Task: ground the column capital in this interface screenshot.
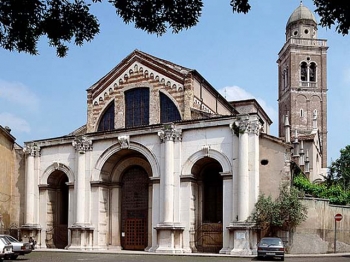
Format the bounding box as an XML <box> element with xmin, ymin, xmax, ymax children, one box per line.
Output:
<box><xmin>23</xmin><ymin>143</ymin><xmax>41</xmax><ymax>157</ymax></box>
<box><xmin>72</xmin><ymin>136</ymin><xmax>93</xmax><ymax>153</ymax></box>
<box><xmin>158</xmin><ymin>124</ymin><xmax>182</xmax><ymax>143</ymax></box>
<box><xmin>230</xmin><ymin>115</ymin><xmax>261</xmax><ymax>136</ymax></box>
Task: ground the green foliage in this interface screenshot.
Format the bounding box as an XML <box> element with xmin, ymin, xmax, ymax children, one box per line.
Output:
<box><xmin>250</xmin><ymin>184</ymin><xmax>307</xmax><ymax>236</ymax></box>
<box><xmin>313</xmin><ymin>0</ymin><xmax>350</xmax><ymax>35</ymax></box>
<box><xmin>0</xmin><ymin>1</ymin><xmax>349</xmax><ymax>57</ymax></box>
<box><xmin>328</xmin><ymin>145</ymin><xmax>350</xmax><ymax>190</ymax></box>
<box><xmin>293</xmin><ymin>175</ymin><xmax>350</xmax><ymax>205</ymax></box>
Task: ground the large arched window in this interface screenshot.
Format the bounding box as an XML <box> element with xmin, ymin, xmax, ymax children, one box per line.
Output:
<box><xmin>160</xmin><ymin>92</ymin><xmax>181</xmax><ymax>123</ymax></box>
<box><xmin>125</xmin><ymin>88</ymin><xmax>149</xmax><ymax>128</ymax></box>
<box><xmin>98</xmin><ymin>102</ymin><xmax>115</xmax><ymax>132</ymax></box>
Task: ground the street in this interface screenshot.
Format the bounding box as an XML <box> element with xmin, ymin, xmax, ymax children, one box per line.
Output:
<box><xmin>8</xmin><ymin>251</ymin><xmax>350</xmax><ymax>262</ymax></box>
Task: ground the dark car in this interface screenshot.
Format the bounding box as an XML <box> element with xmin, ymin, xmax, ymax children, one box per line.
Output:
<box><xmin>257</xmin><ymin>237</ymin><xmax>285</xmax><ymax>261</ymax></box>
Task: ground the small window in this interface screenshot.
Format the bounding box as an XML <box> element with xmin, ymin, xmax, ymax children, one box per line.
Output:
<box><xmin>261</xmin><ymin>159</ymin><xmax>269</xmax><ymax>165</ymax></box>
<box><xmin>300</xmin><ymin>109</ymin><xmax>304</xmax><ymax>117</ymax></box>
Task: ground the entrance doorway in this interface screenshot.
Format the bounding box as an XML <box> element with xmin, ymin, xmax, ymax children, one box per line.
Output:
<box><xmin>194</xmin><ymin>159</ymin><xmax>223</xmax><ymax>253</ymax></box>
<box><xmin>47</xmin><ymin>171</ymin><xmax>69</xmax><ymax>249</ymax></box>
<box><xmin>121</xmin><ymin>166</ymin><xmax>149</xmax><ymax>250</ymax></box>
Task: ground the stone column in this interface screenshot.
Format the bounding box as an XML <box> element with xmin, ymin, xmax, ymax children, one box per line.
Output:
<box><xmin>228</xmin><ymin>115</ymin><xmax>261</xmax><ymax>255</ymax></box>
<box><xmin>24</xmin><ymin>144</ymin><xmax>40</xmax><ymax>225</ymax></box>
<box><xmin>72</xmin><ymin>136</ymin><xmax>93</xmax><ymax>226</ymax></box>
<box><xmin>235</xmin><ymin>116</ymin><xmax>250</xmax><ymax>221</ymax></box>
<box><xmin>158</xmin><ymin>124</ymin><xmax>181</xmax><ymax>224</ymax></box>
<box><xmin>69</xmin><ymin>136</ymin><xmax>94</xmax><ymax>250</ymax></box>
<box><xmin>156</xmin><ymin>124</ymin><xmax>184</xmax><ymax>253</ymax></box>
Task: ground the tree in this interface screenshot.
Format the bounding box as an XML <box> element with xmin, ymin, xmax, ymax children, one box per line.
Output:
<box><xmin>249</xmin><ymin>185</ymin><xmax>307</xmax><ymax>237</ymax></box>
<box><xmin>327</xmin><ymin>145</ymin><xmax>350</xmax><ymax>190</ymax></box>
<box><xmin>0</xmin><ymin>0</ymin><xmax>349</xmax><ymax>57</ymax></box>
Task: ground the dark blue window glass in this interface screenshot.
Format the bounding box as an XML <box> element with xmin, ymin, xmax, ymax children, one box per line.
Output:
<box><xmin>160</xmin><ymin>92</ymin><xmax>181</xmax><ymax>123</ymax></box>
<box><xmin>125</xmin><ymin>88</ymin><xmax>149</xmax><ymax>128</ymax></box>
<box><xmin>98</xmin><ymin>102</ymin><xmax>115</xmax><ymax>132</ymax></box>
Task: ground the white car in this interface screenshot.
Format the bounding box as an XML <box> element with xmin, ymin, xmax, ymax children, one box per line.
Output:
<box><xmin>0</xmin><ymin>236</ymin><xmax>13</xmax><ymax>261</ymax></box>
<box><xmin>0</xmin><ymin>235</ymin><xmax>31</xmax><ymax>260</ymax></box>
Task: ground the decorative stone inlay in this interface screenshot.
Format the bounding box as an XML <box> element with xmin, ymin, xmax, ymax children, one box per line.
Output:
<box><xmin>72</xmin><ymin>136</ymin><xmax>93</xmax><ymax>153</ymax></box>
<box><xmin>230</xmin><ymin>115</ymin><xmax>261</xmax><ymax>136</ymax></box>
<box><xmin>118</xmin><ymin>135</ymin><xmax>130</xmax><ymax>149</ymax></box>
<box><xmin>23</xmin><ymin>143</ymin><xmax>41</xmax><ymax>157</ymax></box>
<box><xmin>158</xmin><ymin>124</ymin><xmax>182</xmax><ymax>142</ymax></box>
<box><xmin>92</xmin><ymin>62</ymin><xmax>184</xmax><ymax>106</ymax></box>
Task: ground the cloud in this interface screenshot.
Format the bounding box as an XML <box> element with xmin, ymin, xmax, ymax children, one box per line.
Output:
<box><xmin>0</xmin><ymin>80</ymin><xmax>39</xmax><ymax>111</ymax></box>
<box><xmin>218</xmin><ymin>85</ymin><xmax>254</xmax><ymax>101</ymax></box>
<box><xmin>218</xmin><ymin>85</ymin><xmax>278</xmax><ymax>128</ymax></box>
<box><xmin>0</xmin><ymin>112</ymin><xmax>31</xmax><ymax>133</ymax></box>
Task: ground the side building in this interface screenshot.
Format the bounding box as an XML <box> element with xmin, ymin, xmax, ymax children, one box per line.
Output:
<box><xmin>0</xmin><ymin>125</ymin><xmax>25</xmax><ymax>237</ymax></box>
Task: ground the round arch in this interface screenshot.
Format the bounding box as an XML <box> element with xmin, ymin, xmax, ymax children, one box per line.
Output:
<box><xmin>92</xmin><ymin>141</ymin><xmax>160</xmax><ymax>181</ymax></box>
<box><xmin>110</xmin><ymin>157</ymin><xmax>152</xmax><ymax>182</ymax></box>
<box><xmin>41</xmin><ymin>163</ymin><xmax>74</xmax><ymax>185</ymax></box>
<box><xmin>182</xmin><ymin>148</ymin><xmax>231</xmax><ymax>176</ymax></box>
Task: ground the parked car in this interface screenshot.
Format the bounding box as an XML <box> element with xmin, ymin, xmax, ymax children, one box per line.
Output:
<box><xmin>0</xmin><ymin>236</ymin><xmax>13</xmax><ymax>261</ymax></box>
<box><xmin>0</xmin><ymin>235</ymin><xmax>31</xmax><ymax>260</ymax></box>
<box><xmin>257</xmin><ymin>237</ymin><xmax>285</xmax><ymax>261</ymax></box>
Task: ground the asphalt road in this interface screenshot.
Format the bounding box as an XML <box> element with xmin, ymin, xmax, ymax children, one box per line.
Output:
<box><xmin>8</xmin><ymin>251</ymin><xmax>350</xmax><ymax>262</ymax></box>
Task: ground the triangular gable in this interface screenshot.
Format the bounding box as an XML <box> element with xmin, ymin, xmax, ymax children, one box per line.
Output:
<box><xmin>88</xmin><ymin>49</ymin><xmax>193</xmax><ymax>105</ymax></box>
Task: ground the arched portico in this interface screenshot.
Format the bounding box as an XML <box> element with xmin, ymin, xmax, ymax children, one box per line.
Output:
<box><xmin>39</xmin><ymin>164</ymin><xmax>72</xmax><ymax>249</ymax></box>
<box><xmin>181</xmin><ymin>149</ymin><xmax>232</xmax><ymax>253</ymax></box>
<box><xmin>90</xmin><ymin>142</ymin><xmax>155</xmax><ymax>251</ymax></box>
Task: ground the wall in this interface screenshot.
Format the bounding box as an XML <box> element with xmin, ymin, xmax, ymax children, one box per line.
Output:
<box><xmin>0</xmin><ymin>128</ymin><xmax>24</xmax><ymax>235</ymax></box>
<box><xmin>290</xmin><ymin>198</ymin><xmax>350</xmax><ymax>254</ymax></box>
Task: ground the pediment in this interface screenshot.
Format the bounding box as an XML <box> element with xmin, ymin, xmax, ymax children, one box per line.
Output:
<box><xmin>88</xmin><ymin>50</ymin><xmax>192</xmax><ymax>105</ymax></box>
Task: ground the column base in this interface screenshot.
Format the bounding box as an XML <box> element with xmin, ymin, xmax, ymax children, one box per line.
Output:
<box><xmin>154</xmin><ymin>223</ymin><xmax>185</xmax><ymax>253</ymax></box>
<box><xmin>67</xmin><ymin>225</ymin><xmax>94</xmax><ymax>250</ymax></box>
<box><xmin>226</xmin><ymin>222</ymin><xmax>259</xmax><ymax>255</ymax></box>
<box><xmin>20</xmin><ymin>224</ymin><xmax>41</xmax><ymax>249</ymax></box>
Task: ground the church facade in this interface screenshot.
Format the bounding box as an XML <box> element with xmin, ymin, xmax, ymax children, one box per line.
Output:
<box><xmin>20</xmin><ymin>3</ymin><xmax>326</xmax><ymax>254</ymax></box>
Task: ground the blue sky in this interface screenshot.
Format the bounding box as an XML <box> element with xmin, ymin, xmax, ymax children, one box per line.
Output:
<box><xmin>0</xmin><ymin>0</ymin><xmax>349</xmax><ymax>166</ymax></box>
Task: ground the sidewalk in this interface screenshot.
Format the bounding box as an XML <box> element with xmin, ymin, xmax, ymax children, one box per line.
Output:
<box><xmin>33</xmin><ymin>248</ymin><xmax>350</xmax><ymax>258</ymax></box>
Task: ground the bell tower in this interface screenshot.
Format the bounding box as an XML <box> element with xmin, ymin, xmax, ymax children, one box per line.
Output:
<box><xmin>277</xmin><ymin>2</ymin><xmax>328</xmax><ymax>168</ymax></box>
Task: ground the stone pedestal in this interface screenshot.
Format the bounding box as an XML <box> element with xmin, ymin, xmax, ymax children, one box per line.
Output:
<box><xmin>155</xmin><ymin>223</ymin><xmax>185</xmax><ymax>253</ymax></box>
<box><xmin>20</xmin><ymin>224</ymin><xmax>41</xmax><ymax>248</ymax></box>
<box><xmin>227</xmin><ymin>222</ymin><xmax>259</xmax><ymax>255</ymax></box>
<box><xmin>67</xmin><ymin>225</ymin><xmax>94</xmax><ymax>250</ymax></box>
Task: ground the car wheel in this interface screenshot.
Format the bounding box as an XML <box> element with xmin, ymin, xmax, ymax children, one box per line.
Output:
<box><xmin>281</xmin><ymin>256</ymin><xmax>284</xmax><ymax>261</ymax></box>
<box><xmin>10</xmin><ymin>255</ymin><xmax>18</xmax><ymax>260</ymax></box>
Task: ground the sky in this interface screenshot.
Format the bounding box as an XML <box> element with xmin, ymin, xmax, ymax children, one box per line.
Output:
<box><xmin>0</xmin><ymin>0</ymin><xmax>349</xmax><ymax>166</ymax></box>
